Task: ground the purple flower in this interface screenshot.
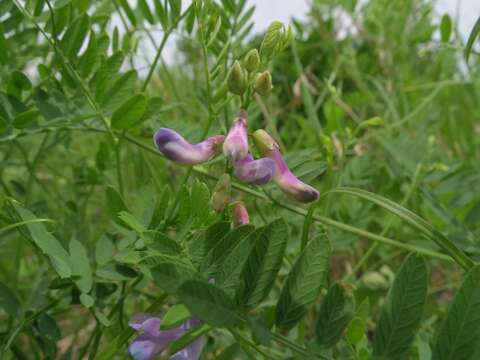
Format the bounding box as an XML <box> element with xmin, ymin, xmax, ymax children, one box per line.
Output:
<box><xmin>232</xmin><ymin>153</ymin><xmax>275</xmax><ymax>185</ymax></box>
<box><xmin>233</xmin><ymin>202</ymin><xmax>249</xmax><ymax>227</ymax></box>
<box><xmin>253</xmin><ymin>130</ymin><xmax>320</xmax><ymax>203</ymax></box>
<box><xmin>129</xmin><ymin>313</ymin><xmax>204</xmax><ymax>360</ymax></box>
<box><xmin>223</xmin><ymin>110</ymin><xmax>249</xmax><ymax>162</ymax></box>
<box><xmin>154</xmin><ymin>128</ymin><xmax>225</xmax><ymax>165</ymax></box>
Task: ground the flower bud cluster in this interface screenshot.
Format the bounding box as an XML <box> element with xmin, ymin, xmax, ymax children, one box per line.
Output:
<box><xmin>226</xmin><ymin>49</ymin><xmax>273</xmax><ymax>97</ymax></box>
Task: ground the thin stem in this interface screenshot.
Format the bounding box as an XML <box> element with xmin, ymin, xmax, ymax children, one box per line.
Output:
<box><xmin>198</xmin><ymin>11</ymin><xmax>215</xmax><ymax>139</ymax></box>
<box><xmin>141</xmin><ymin>4</ymin><xmax>193</xmax><ymax>91</ymax></box>
<box><xmin>230</xmin><ymin>329</ymin><xmax>277</xmax><ymax>360</ymax></box>
<box><xmin>115</xmin><ymin>141</ymin><xmax>125</xmax><ymax>196</ymax></box>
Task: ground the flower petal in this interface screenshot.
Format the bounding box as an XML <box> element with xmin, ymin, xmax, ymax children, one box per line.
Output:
<box><xmin>233</xmin><ymin>202</ymin><xmax>249</xmax><ymax>227</ymax></box>
<box><xmin>223</xmin><ymin>110</ymin><xmax>249</xmax><ymax>161</ymax></box>
<box><xmin>253</xmin><ymin>130</ymin><xmax>319</xmax><ymax>203</ymax></box>
<box><xmin>169</xmin><ymin>337</ymin><xmax>205</xmax><ymax>360</ymax></box>
<box><xmin>130</xmin><ymin>314</ymin><xmax>161</xmax><ymax>336</ymax></box>
<box><xmin>129</xmin><ymin>333</ymin><xmax>164</xmax><ymax>360</ymax></box>
<box><xmin>154</xmin><ymin>128</ymin><xmax>225</xmax><ymax>165</ymax></box>
<box><xmin>233</xmin><ymin>154</ymin><xmax>275</xmax><ymax>185</ymax></box>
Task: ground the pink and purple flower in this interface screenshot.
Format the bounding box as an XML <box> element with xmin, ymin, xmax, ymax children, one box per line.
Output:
<box><xmin>232</xmin><ymin>153</ymin><xmax>275</xmax><ymax>185</ymax></box>
<box><xmin>233</xmin><ymin>202</ymin><xmax>249</xmax><ymax>227</ymax></box>
<box><xmin>253</xmin><ymin>129</ymin><xmax>319</xmax><ymax>203</ymax></box>
<box><xmin>128</xmin><ymin>313</ymin><xmax>204</xmax><ymax>360</ymax></box>
<box><xmin>222</xmin><ymin>110</ymin><xmax>249</xmax><ymax>162</ymax></box>
<box><xmin>154</xmin><ymin>128</ymin><xmax>225</xmax><ymax>165</ymax></box>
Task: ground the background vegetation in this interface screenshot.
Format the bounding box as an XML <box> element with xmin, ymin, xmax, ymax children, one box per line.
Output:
<box><xmin>1</xmin><ymin>0</ymin><xmax>480</xmax><ymax>359</ymax></box>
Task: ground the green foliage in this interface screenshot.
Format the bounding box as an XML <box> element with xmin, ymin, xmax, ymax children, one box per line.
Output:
<box><xmin>9</xmin><ymin>201</ymin><xmax>72</xmax><ymax>278</ymax></box>
<box><xmin>238</xmin><ymin>219</ymin><xmax>288</xmax><ymax>308</ymax></box>
<box><xmin>276</xmin><ymin>235</ymin><xmax>331</xmax><ymax>328</ymax></box>
<box><xmin>178</xmin><ymin>280</ymin><xmax>242</xmax><ymax>327</ymax></box>
<box><xmin>465</xmin><ymin>16</ymin><xmax>480</xmax><ymax>62</ymax></box>
<box><xmin>373</xmin><ymin>254</ymin><xmax>428</xmax><ymax>358</ymax></box>
<box><xmin>432</xmin><ymin>265</ymin><xmax>480</xmax><ymax>360</ymax></box>
<box><xmin>315</xmin><ymin>283</ymin><xmax>356</xmax><ymax>348</ymax></box>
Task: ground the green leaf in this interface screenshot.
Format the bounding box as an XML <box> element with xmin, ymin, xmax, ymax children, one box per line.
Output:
<box><xmin>276</xmin><ymin>235</ymin><xmax>331</xmax><ymax>328</ymax></box>
<box><xmin>191</xmin><ymin>180</ymin><xmax>210</xmax><ymax>224</ymax></box>
<box><xmin>177</xmin><ymin>185</ymin><xmax>191</xmax><ymax>225</ymax></box>
<box><xmin>259</xmin><ymin>21</ymin><xmax>293</xmax><ymax>62</ymax></box>
<box><xmin>13</xmin><ymin>109</ymin><xmax>39</xmax><ymax>129</ymax></box>
<box><xmin>37</xmin><ymin>313</ymin><xmax>61</xmax><ymax>341</ymax></box>
<box><xmin>215</xmin><ymin>227</ymin><xmax>258</xmax><ymax>296</ymax></box>
<box><xmin>102</xmin><ymin>70</ymin><xmax>138</xmax><ymax>114</ymax></box>
<box><xmin>69</xmin><ymin>239</ymin><xmax>93</xmax><ymax>293</ymax></box>
<box><xmin>151</xmin><ymin>185</ymin><xmax>171</xmax><ymax>225</ymax></box>
<box><xmin>238</xmin><ymin>219</ymin><xmax>288</xmax><ymax>308</ymax></box>
<box><xmin>347</xmin><ymin>317</ymin><xmax>365</xmax><ymax>345</ymax></box>
<box><xmin>160</xmin><ymin>304</ymin><xmax>192</xmax><ymax>330</ymax></box>
<box><xmin>147</xmin><ymin>232</ymin><xmax>182</xmax><ymax>255</ymax></box>
<box><xmin>95</xmin><ymin>235</ymin><xmax>115</xmax><ymax>266</ymax></box>
<box><xmin>132</xmin><ymin>183</ymin><xmax>156</xmax><ymax>228</ymax></box>
<box><xmin>465</xmin><ymin>16</ymin><xmax>480</xmax><ymax>62</ymax></box>
<box><xmin>118</xmin><ymin>211</ymin><xmax>146</xmax><ymax>234</ymax></box>
<box><xmin>373</xmin><ymin>254</ymin><xmax>428</xmax><ymax>359</ymax></box>
<box><xmin>315</xmin><ymin>283</ymin><xmax>355</xmax><ymax>348</ymax></box>
<box><xmin>440</xmin><ymin>14</ymin><xmax>452</xmax><ymax>43</ymax></box>
<box><xmin>80</xmin><ymin>293</ymin><xmax>94</xmax><ymax>308</ymax></box>
<box><xmin>151</xmin><ymin>262</ymin><xmax>197</xmax><ymax>294</ymax></box>
<box><xmin>97</xmin><ymin>264</ymin><xmax>137</xmax><ymax>281</ymax></box>
<box><xmin>78</xmin><ymin>31</ymin><xmax>98</xmax><ymax>78</ymax></box>
<box><xmin>9</xmin><ymin>71</ymin><xmax>32</xmax><ymax>91</ymax></box>
<box><xmin>177</xmin><ymin>280</ymin><xmax>242</xmax><ymax>327</ymax></box>
<box><xmin>118</xmin><ymin>0</ymin><xmax>137</xmax><ymax>26</ymax></box>
<box><xmin>106</xmin><ymin>186</ymin><xmax>128</xmax><ymax>220</ymax></box>
<box><xmin>328</xmin><ymin>187</ymin><xmax>474</xmax><ymax>270</ymax></box>
<box><xmin>11</xmin><ymin>201</ymin><xmax>72</xmax><ymax>278</ymax></box>
<box><xmin>202</xmin><ymin>225</ymin><xmax>255</xmax><ymax>274</ymax></box>
<box><xmin>138</xmin><ymin>0</ymin><xmax>155</xmax><ymax>24</ymax></box>
<box><xmin>207</xmin><ymin>17</ymin><xmax>222</xmax><ymax>47</ymax></box>
<box><xmin>153</xmin><ymin>0</ymin><xmax>168</xmax><ymax>29</ymax></box>
<box><xmin>60</xmin><ymin>14</ymin><xmax>90</xmax><ymax>59</ymax></box>
<box><xmin>111</xmin><ymin>94</ymin><xmax>147</xmax><ymax>129</ymax></box>
<box><xmin>0</xmin><ymin>282</ymin><xmax>21</xmax><ymax>317</ymax></box>
<box><xmin>168</xmin><ymin>0</ymin><xmax>181</xmax><ymax>21</ymax></box>
<box><xmin>432</xmin><ymin>264</ymin><xmax>480</xmax><ymax>360</ymax></box>
<box><xmin>189</xmin><ymin>221</ymin><xmax>231</xmax><ymax>264</ymax></box>
<box><xmin>0</xmin><ymin>24</ymin><xmax>8</xmax><ymax>64</ymax></box>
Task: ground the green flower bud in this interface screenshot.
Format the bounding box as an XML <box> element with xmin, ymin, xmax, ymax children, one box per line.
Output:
<box><xmin>252</xmin><ymin>129</ymin><xmax>278</xmax><ymax>156</ymax></box>
<box><xmin>254</xmin><ymin>71</ymin><xmax>273</xmax><ymax>95</ymax></box>
<box><xmin>244</xmin><ymin>49</ymin><xmax>260</xmax><ymax>72</ymax></box>
<box><xmin>227</xmin><ymin>60</ymin><xmax>247</xmax><ymax>95</ymax></box>
<box><xmin>212</xmin><ymin>174</ymin><xmax>231</xmax><ymax>212</ymax></box>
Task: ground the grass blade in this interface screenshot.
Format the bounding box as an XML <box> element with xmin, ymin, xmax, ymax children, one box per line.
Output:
<box><xmin>327</xmin><ymin>187</ymin><xmax>474</xmax><ymax>270</ymax></box>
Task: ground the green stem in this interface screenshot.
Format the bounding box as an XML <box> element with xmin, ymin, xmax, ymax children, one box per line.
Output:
<box><xmin>0</xmin><ymin>219</ymin><xmax>55</xmax><ymax>235</ymax></box>
<box><xmin>141</xmin><ymin>4</ymin><xmax>193</xmax><ymax>91</ymax></box>
<box><xmin>230</xmin><ymin>329</ymin><xmax>277</xmax><ymax>360</ymax></box>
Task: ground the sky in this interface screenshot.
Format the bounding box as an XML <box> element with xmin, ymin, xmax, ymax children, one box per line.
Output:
<box><xmin>156</xmin><ymin>0</ymin><xmax>480</xmax><ymax>64</ymax></box>
<box><xmin>250</xmin><ymin>0</ymin><xmax>479</xmax><ymax>39</ymax></box>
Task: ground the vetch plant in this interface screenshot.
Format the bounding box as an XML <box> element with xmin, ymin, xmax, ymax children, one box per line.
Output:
<box><xmin>1</xmin><ymin>0</ymin><xmax>479</xmax><ymax>360</ymax></box>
